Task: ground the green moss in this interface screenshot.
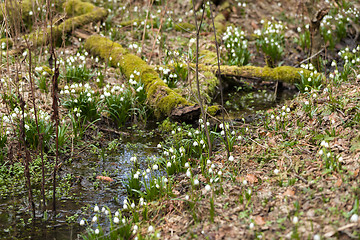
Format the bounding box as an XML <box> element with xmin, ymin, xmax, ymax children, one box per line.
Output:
<box><xmin>219</xmin><ymin>1</ymin><xmax>230</xmax><ymax>12</ymax></box>
<box><xmin>252</xmin><ymin>66</ymin><xmax>316</xmax><ymax>84</ymax></box>
<box><xmin>84</xmin><ymin>35</ymin><xmax>194</xmax><ymax>119</ymax></box>
<box><xmin>174</xmin><ymin>22</ymin><xmax>196</xmax><ymax>32</ymax></box>
<box><xmin>158</xmin><ymin>118</ymin><xmax>173</xmax><ymax>133</ymax></box>
<box><xmin>119</xmin><ymin>19</ymin><xmax>140</xmax><ymax>27</ymax></box>
<box><xmin>1</xmin><ymin>0</ymin><xmax>65</xmax><ymax>30</ymax></box>
<box><xmin>207</xmin><ymin>105</ymin><xmax>219</xmax><ymax>116</ymax></box>
<box><xmin>63</xmin><ymin>0</ymin><xmax>95</xmax><ymax>16</ymax></box>
<box><xmin>158</xmin><ymin>91</ymin><xmax>189</xmax><ymax>116</ymax></box>
<box><xmin>214</xmin><ymin>13</ymin><xmax>226</xmax><ymax>35</ymax></box>
<box><xmin>202</xmin><ymin>71</ymin><xmax>218</xmax><ymax>95</ymax></box>
<box><xmin>200</xmin><ymin>64</ymin><xmax>320</xmax><ymax>84</ymax></box>
<box><xmin>199</xmin><ymin>49</ymin><xmax>217</xmax><ymax>65</ymax></box>
<box><xmin>41</xmin><ymin>66</ymin><xmax>53</xmax><ymax>75</ymax></box>
<box><xmin>27</xmin><ymin>7</ymin><xmax>107</xmax><ymax>48</ymax></box>
<box><xmin>214</xmin><ymin>13</ymin><xmax>225</xmax><ymax>22</ymax></box>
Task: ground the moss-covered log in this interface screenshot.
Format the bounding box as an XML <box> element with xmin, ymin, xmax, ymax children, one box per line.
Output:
<box><xmin>6</xmin><ymin>0</ymin><xmax>107</xmax><ymax>55</ymax></box>
<box><xmin>174</xmin><ymin>22</ymin><xmax>196</xmax><ymax>32</ymax></box>
<box><xmin>63</xmin><ymin>0</ymin><xmax>96</xmax><ymax>16</ymax></box>
<box><xmin>193</xmin><ymin>64</ymin><xmax>316</xmax><ymax>84</ymax></box>
<box><xmin>1</xmin><ymin>0</ymin><xmax>65</xmax><ymax>31</ymax></box>
<box><xmin>28</xmin><ymin>5</ymin><xmax>107</xmax><ymax>48</ymax></box>
<box><xmin>8</xmin><ymin>4</ymin><xmax>107</xmax><ymax>55</ymax></box>
<box><xmin>84</xmin><ymin>35</ymin><xmax>200</xmax><ymax>121</ymax></box>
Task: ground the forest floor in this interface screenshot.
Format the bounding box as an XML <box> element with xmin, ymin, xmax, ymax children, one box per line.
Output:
<box><xmin>1</xmin><ymin>0</ymin><xmax>360</xmax><ymax>239</ymax></box>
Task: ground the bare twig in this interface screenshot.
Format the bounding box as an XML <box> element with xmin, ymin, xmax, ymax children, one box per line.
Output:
<box><xmin>140</xmin><ymin>0</ymin><xmax>154</xmax><ymax>56</ymax></box>
<box><xmin>19</xmin><ymin>94</ymin><xmax>36</xmax><ymax>218</ymax></box>
<box><xmin>47</xmin><ymin>0</ymin><xmax>60</xmax><ymax>213</ymax></box>
<box><xmin>295</xmin><ymin>48</ymin><xmax>324</xmax><ymax>67</ymax></box>
<box><xmin>148</xmin><ymin>1</ymin><xmax>168</xmax><ymax>64</ymax></box>
<box><xmin>293</xmin><ymin>173</ymin><xmax>308</xmax><ymax>184</ymax></box>
<box><xmin>209</xmin><ymin>1</ymin><xmax>229</xmax><ymax>157</ymax></box>
<box><xmin>192</xmin><ymin>0</ymin><xmax>212</xmax><ymax>158</ymax></box>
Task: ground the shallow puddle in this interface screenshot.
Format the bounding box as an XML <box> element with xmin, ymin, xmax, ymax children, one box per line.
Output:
<box><xmin>221</xmin><ymin>85</ymin><xmax>298</xmax><ymax>120</ymax></box>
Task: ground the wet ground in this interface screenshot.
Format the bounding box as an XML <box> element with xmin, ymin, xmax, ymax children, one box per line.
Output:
<box><xmin>0</xmin><ymin>130</ymin><xmax>162</xmax><ymax>240</ymax></box>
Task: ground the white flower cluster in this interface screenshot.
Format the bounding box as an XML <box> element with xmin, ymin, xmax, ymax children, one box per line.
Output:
<box><xmin>59</xmin><ymin>52</ymin><xmax>88</xmax><ymax>68</ymax></box>
<box><xmin>270</xmin><ymin>105</ymin><xmax>291</xmax><ymax>121</ymax></box>
<box><xmin>1</xmin><ymin>41</ymin><xmax>6</xmax><ymax>50</ymax></box>
<box><xmin>223</xmin><ymin>26</ymin><xmax>246</xmax><ymax>43</ymax></box>
<box><xmin>100</xmin><ymin>84</ymin><xmax>125</xmax><ymax>99</ymax></box>
<box><xmin>300</xmin><ymin>63</ymin><xmax>316</xmax><ymax>72</ymax></box>
<box><xmin>255</xmin><ymin>19</ymin><xmax>285</xmax><ymax>37</ymax></box>
<box><xmin>129</xmin><ymin>43</ymin><xmax>141</xmax><ymax>53</ymax></box>
<box><xmin>223</xmin><ymin>26</ymin><xmax>248</xmax><ymax>51</ymax></box>
<box><xmin>60</xmin><ymin>82</ymin><xmax>94</xmax><ymax>96</ymax></box>
<box><xmin>154</xmin><ymin>66</ymin><xmax>178</xmax><ymax>84</ymax></box>
<box><xmin>338</xmin><ymin>46</ymin><xmax>360</xmax><ymax>65</ymax></box>
<box><xmin>0</xmin><ymin>78</ymin><xmax>8</xmax><ymax>88</ymax></box>
<box><xmin>129</xmin><ymin>70</ymin><xmax>141</xmax><ymax>85</ymax></box>
<box><xmin>237</xmin><ymin>1</ymin><xmax>246</xmax><ymax>7</ymax></box>
<box><xmin>222</xmin><ymin>25</ymin><xmax>250</xmax><ymax>65</ymax></box>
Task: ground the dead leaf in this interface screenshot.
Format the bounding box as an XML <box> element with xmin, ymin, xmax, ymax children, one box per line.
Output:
<box><xmin>283</xmin><ymin>189</ymin><xmax>295</xmax><ymax>197</ymax></box>
<box><xmin>354</xmin><ymin>169</ymin><xmax>359</xmax><ymax>178</ymax></box>
<box><xmin>251</xmin><ymin>21</ymin><xmax>259</xmax><ymax>29</ymax></box>
<box><xmin>246</xmin><ymin>174</ymin><xmax>258</xmax><ymax>184</ymax></box>
<box><xmin>96</xmin><ymin>176</ymin><xmax>114</xmax><ymax>182</ymax></box>
<box><xmin>254</xmin><ymin>215</ymin><xmax>266</xmax><ymax>225</ymax></box>
<box><xmin>335</xmin><ymin>178</ymin><xmax>342</xmax><ymax>187</ymax></box>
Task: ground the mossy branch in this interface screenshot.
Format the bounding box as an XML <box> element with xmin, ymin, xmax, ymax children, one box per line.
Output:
<box><xmin>84</xmin><ymin>35</ymin><xmax>200</xmax><ymax>120</ymax></box>
<box><xmin>192</xmin><ymin>64</ymin><xmax>318</xmax><ymax>84</ymax></box>
<box><xmin>6</xmin><ymin>0</ymin><xmax>107</xmax><ymax>55</ymax></box>
<box><xmin>28</xmin><ymin>7</ymin><xmax>107</xmax><ymax>48</ymax></box>
<box><xmin>1</xmin><ymin>0</ymin><xmax>65</xmax><ymax>30</ymax></box>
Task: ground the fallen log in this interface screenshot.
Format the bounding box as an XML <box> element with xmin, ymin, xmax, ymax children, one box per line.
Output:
<box><xmin>192</xmin><ymin>64</ymin><xmax>316</xmax><ymax>84</ymax></box>
<box><xmin>84</xmin><ymin>35</ymin><xmax>200</xmax><ymax>121</ymax></box>
<box><xmin>1</xmin><ymin>0</ymin><xmax>66</xmax><ymax>34</ymax></box>
<box><xmin>63</xmin><ymin>0</ymin><xmax>96</xmax><ymax>16</ymax></box>
<box><xmin>8</xmin><ymin>0</ymin><xmax>107</xmax><ymax>54</ymax></box>
<box><xmin>27</xmin><ymin>6</ymin><xmax>107</xmax><ymax>48</ymax></box>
